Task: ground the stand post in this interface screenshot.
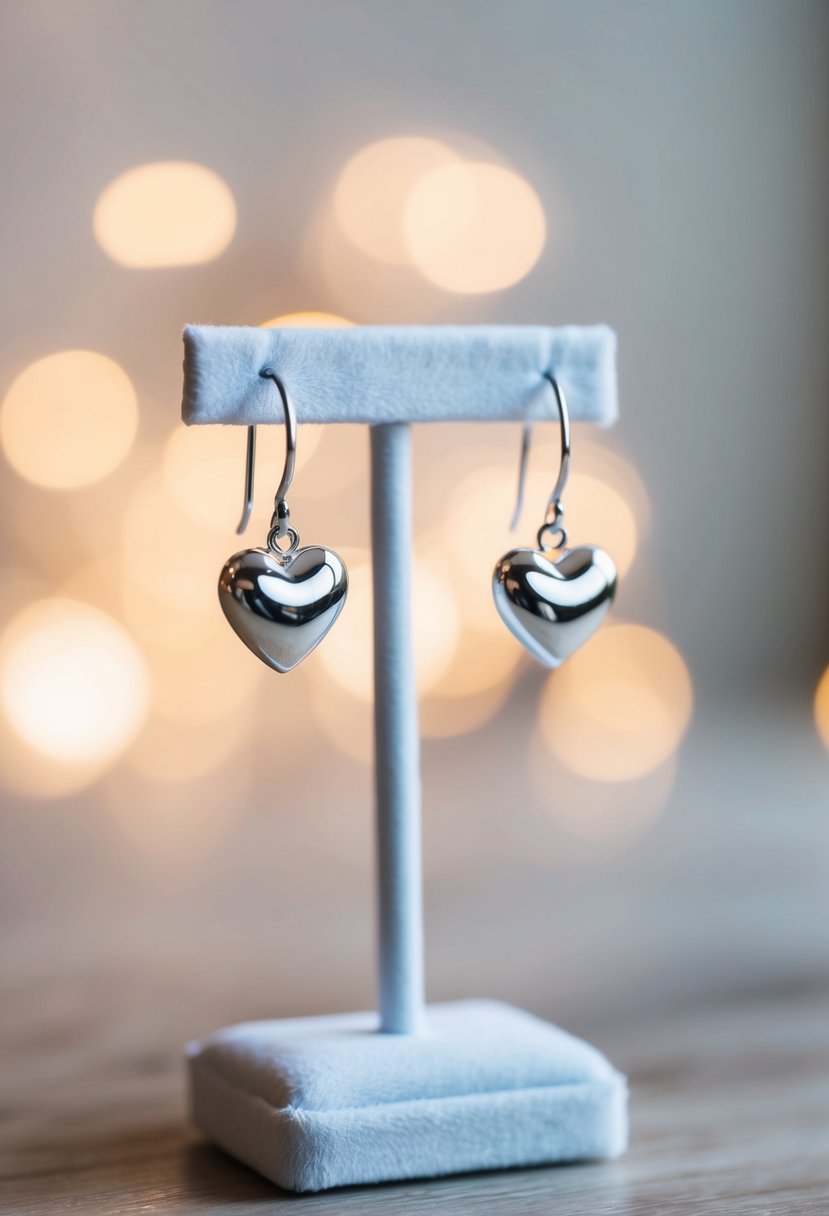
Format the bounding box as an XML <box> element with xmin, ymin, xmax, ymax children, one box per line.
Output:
<box><xmin>370</xmin><ymin>422</ymin><xmax>425</xmax><ymax>1034</ymax></box>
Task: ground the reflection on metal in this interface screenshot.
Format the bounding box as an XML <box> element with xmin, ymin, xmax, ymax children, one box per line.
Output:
<box><xmin>493</xmin><ymin>545</ymin><xmax>617</xmax><ymax>669</ymax></box>
<box><xmin>219</xmin><ymin>545</ymin><xmax>348</xmax><ymax>673</ymax></box>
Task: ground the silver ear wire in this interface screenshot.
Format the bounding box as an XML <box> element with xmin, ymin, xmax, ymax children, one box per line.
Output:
<box><xmin>236</xmin><ymin>425</ymin><xmax>257</xmax><ymax>534</ymax></box>
<box><xmin>236</xmin><ymin>367</ymin><xmax>298</xmax><ymax>550</ymax></box>
<box><xmin>508</xmin><ymin>422</ymin><xmax>533</xmax><ymax>531</ymax></box>
<box><xmin>510</xmin><ymin>372</ymin><xmax>571</xmax><ymax>549</ymax></box>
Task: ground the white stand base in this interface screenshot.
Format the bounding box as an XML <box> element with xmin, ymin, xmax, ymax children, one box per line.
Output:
<box><xmin>187</xmin><ymin>1000</ymin><xmax>627</xmax><ymax>1193</ymax></box>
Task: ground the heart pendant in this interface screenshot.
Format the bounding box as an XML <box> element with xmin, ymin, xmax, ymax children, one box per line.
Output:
<box><xmin>218</xmin><ymin>544</ymin><xmax>348</xmax><ymax>673</ymax></box>
<box><xmin>492</xmin><ymin>545</ymin><xmax>617</xmax><ymax>668</ymax></box>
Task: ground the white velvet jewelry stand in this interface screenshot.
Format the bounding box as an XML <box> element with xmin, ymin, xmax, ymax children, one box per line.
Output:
<box><xmin>181</xmin><ymin>325</ymin><xmax>628</xmax><ymax>1192</ymax></box>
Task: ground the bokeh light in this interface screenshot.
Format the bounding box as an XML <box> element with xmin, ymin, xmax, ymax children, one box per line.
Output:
<box><xmin>0</xmin><ymin>598</ymin><xmax>149</xmax><ymax>764</ymax></box>
<box><xmin>403</xmin><ymin>162</ymin><xmax>546</xmax><ymax>293</ymax></box>
<box><xmin>563</xmin><ymin>474</ymin><xmax>637</xmax><ymax>575</ymax></box>
<box><xmin>1</xmin><ymin>350</ymin><xmax>138</xmax><ymax>489</ymax></box>
<box><xmin>311</xmin><ymin>556</ymin><xmax>377</xmax><ymax>702</ymax></box>
<box><xmin>121</xmin><ymin>476</ymin><xmax>264</xmax><ymax>719</ymax></box>
<box><xmin>333</xmin><ymin>137</ymin><xmax>458</xmax><ymax>264</ymax></box>
<box><xmin>538</xmin><ymin>623</ymin><xmax>693</xmax><ymax>782</ymax></box>
<box><xmin>0</xmin><ymin>574</ymin><xmax>111</xmax><ymax>799</ymax></box>
<box><xmin>315</xmin><ymin>554</ymin><xmax>460</xmax><ymax>701</ymax></box>
<box><xmin>814</xmin><ymin>665</ymin><xmax>829</xmax><ymax>751</ymax></box>
<box><xmin>120</xmin><ymin>472</ymin><xmax>230</xmax><ymax>649</ymax></box>
<box><xmin>93</xmin><ymin>161</ymin><xmax>236</xmax><ymax>267</ymax></box>
<box><xmin>260</xmin><ymin>311</ymin><xmax>354</xmax><ymax>328</ymax></box>
<box><xmin>570</xmin><ymin>437</ymin><xmax>652</xmax><ymax>542</ymax></box>
<box><xmin>162</xmin><ymin>423</ymin><xmax>321</xmax><ymax>535</ymax></box>
<box><xmin>303</xmin><ymin>191</ymin><xmax>461</xmax><ymax>323</ymax></box>
<box><xmin>428</xmin><ymin>621</ymin><xmax>522</xmax><ymax>700</ymax></box>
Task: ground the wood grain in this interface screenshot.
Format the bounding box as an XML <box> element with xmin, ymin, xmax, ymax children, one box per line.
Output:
<box><xmin>1</xmin><ymin>967</ymin><xmax>827</xmax><ymax>1214</ymax></box>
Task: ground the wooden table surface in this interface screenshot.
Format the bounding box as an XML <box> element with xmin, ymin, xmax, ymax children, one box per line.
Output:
<box><xmin>2</xmin><ymin>966</ymin><xmax>827</xmax><ymax>1215</ymax></box>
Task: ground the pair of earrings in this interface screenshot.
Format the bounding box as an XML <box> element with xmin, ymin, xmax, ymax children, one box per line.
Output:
<box><xmin>218</xmin><ymin>369</ymin><xmax>617</xmax><ymax>673</ymax></box>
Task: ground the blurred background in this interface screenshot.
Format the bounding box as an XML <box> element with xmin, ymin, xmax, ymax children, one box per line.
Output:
<box><xmin>1</xmin><ymin>0</ymin><xmax>827</xmax><ymax>1041</ymax></box>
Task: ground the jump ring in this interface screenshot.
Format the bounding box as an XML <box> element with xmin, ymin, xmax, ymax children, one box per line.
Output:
<box><xmin>267</xmin><ymin>525</ymin><xmax>299</xmax><ymax>557</ymax></box>
<box><xmin>537</xmin><ymin>522</ymin><xmax>568</xmax><ymax>551</ymax></box>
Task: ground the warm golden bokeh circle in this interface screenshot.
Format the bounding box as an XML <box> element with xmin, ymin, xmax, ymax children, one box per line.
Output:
<box><xmin>260</xmin><ymin>311</ymin><xmax>354</xmax><ymax>329</ymax></box>
<box><xmin>403</xmin><ymin>162</ymin><xmax>546</xmax><ymax>293</ymax></box>
<box><xmin>564</xmin><ymin>437</ymin><xmax>652</xmax><ymax>541</ymax></box>
<box><xmin>1</xmin><ymin>350</ymin><xmax>138</xmax><ymax>489</ymax></box>
<box><xmin>538</xmin><ymin>623</ymin><xmax>693</xmax><ymax>782</ymax></box>
<box><xmin>120</xmin><ymin>478</ymin><xmax>264</xmax><ymax>724</ymax></box>
<box><xmin>563</xmin><ymin>474</ymin><xmax>637</xmax><ymax>576</ymax></box>
<box><xmin>333</xmin><ymin>137</ymin><xmax>458</xmax><ymax>264</ymax></box>
<box><xmin>315</xmin><ymin>555</ymin><xmax>460</xmax><ymax>702</ymax></box>
<box><xmin>814</xmin><ymin>665</ymin><xmax>829</xmax><ymax>751</ymax></box>
<box><xmin>0</xmin><ymin>598</ymin><xmax>149</xmax><ymax>764</ymax></box>
<box><xmin>93</xmin><ymin>161</ymin><xmax>236</xmax><ymax>267</ymax></box>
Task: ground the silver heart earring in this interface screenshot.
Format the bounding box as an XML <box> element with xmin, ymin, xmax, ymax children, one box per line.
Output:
<box><xmin>218</xmin><ymin>367</ymin><xmax>348</xmax><ymax>672</ymax></box>
<box><xmin>492</xmin><ymin>372</ymin><xmax>617</xmax><ymax>668</ymax></box>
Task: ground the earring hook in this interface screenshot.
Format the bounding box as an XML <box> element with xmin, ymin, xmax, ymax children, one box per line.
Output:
<box><xmin>236</xmin><ymin>367</ymin><xmax>297</xmax><ymax>538</ymax></box>
<box><xmin>510</xmin><ymin>372</ymin><xmax>571</xmax><ymax>548</ymax></box>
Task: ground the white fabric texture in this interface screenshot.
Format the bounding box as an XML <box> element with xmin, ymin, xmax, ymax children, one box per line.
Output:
<box><xmin>182</xmin><ymin>324</ymin><xmax>617</xmax><ymax>425</ymax></box>
<box><xmin>187</xmin><ymin>1000</ymin><xmax>628</xmax><ymax>1192</ymax></box>
<box><xmin>370</xmin><ymin>423</ymin><xmax>423</xmax><ymax>1035</ymax></box>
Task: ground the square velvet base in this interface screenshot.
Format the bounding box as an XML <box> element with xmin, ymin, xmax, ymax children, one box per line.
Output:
<box><xmin>186</xmin><ymin>1000</ymin><xmax>628</xmax><ymax>1193</ymax></box>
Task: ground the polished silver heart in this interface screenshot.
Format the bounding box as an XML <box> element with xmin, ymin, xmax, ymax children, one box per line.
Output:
<box><xmin>219</xmin><ymin>545</ymin><xmax>347</xmax><ymax>673</ymax></box>
<box><xmin>492</xmin><ymin>545</ymin><xmax>617</xmax><ymax>668</ymax></box>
